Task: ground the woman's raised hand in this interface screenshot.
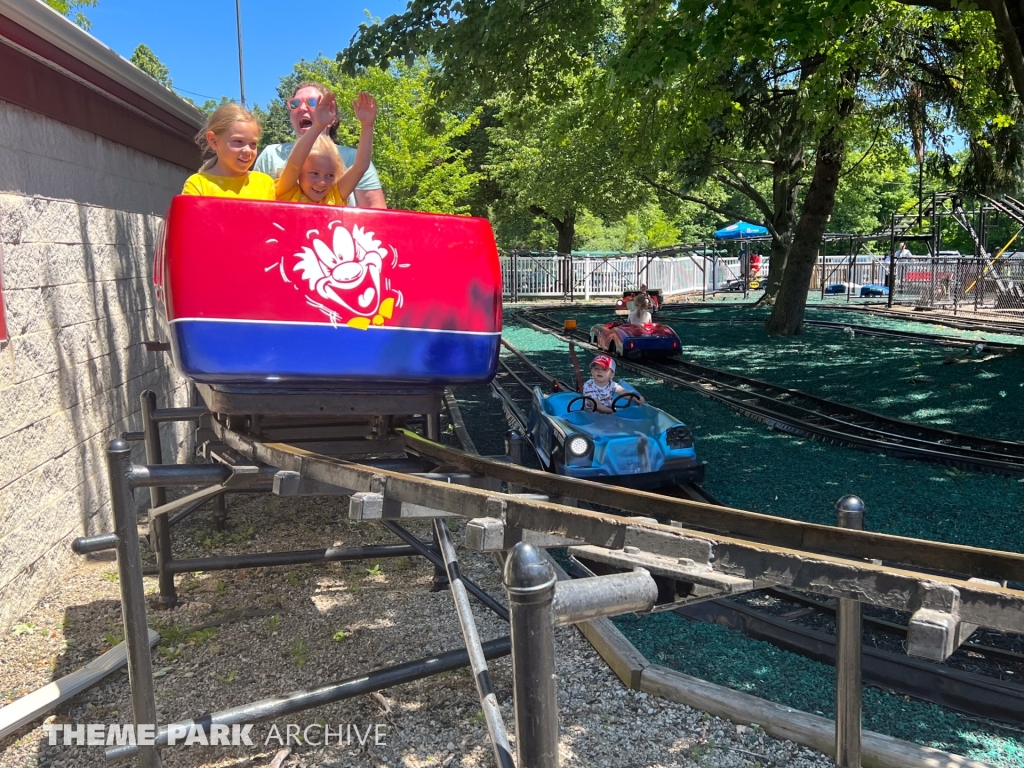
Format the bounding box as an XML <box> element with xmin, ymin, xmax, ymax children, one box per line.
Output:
<box><xmin>312</xmin><ymin>93</ymin><xmax>338</xmax><ymax>132</ymax></box>
<box><xmin>352</xmin><ymin>92</ymin><xmax>378</xmax><ymax>127</ymax></box>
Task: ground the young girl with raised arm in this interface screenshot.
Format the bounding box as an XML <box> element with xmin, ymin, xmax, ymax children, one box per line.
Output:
<box><xmin>182</xmin><ymin>104</ymin><xmax>276</xmax><ymax>198</ymax></box>
<box><xmin>274</xmin><ymin>91</ymin><xmax>378</xmax><ymax>206</ymax></box>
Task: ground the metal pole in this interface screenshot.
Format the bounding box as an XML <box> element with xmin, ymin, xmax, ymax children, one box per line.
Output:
<box><xmin>423</xmin><ymin>410</ymin><xmax>449</xmax><ymax>593</ymax></box>
<box><xmin>835</xmin><ymin>495</ymin><xmax>864</xmax><ymax>768</ymax></box>
<box><xmin>107</xmin><ymin>438</ymin><xmax>162</xmax><ymax>768</ymax></box>
<box><xmin>235</xmin><ymin>0</ymin><xmax>246</xmax><ymax>107</ymax></box>
<box><xmin>434</xmin><ymin>521</ymin><xmax>515</xmax><ymax>768</ymax></box>
<box><xmin>382</xmin><ymin>521</ymin><xmax>508</xmax><ymax>621</ymax></box>
<box><xmin>504</xmin><ymin>542</ymin><xmax>559</xmax><ymax>768</ymax></box>
<box><xmin>108</xmin><ymin>636</ymin><xmax>512</xmax><ymax>761</ymax></box>
<box><xmin>141</xmin><ymin>392</ymin><xmax>175</xmax><ymax>608</ymax></box>
<box><xmin>505</xmin><ymin>430</ymin><xmax>523</xmax><ymax>464</ymax></box>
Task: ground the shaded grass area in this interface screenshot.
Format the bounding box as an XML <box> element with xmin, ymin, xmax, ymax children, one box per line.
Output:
<box><xmin>553</xmin><ymin>303</ymin><xmax>1024</xmax><ymax>443</ymax></box>
<box><xmin>615</xmin><ymin>612</ymin><xmax>1024</xmax><ymax>768</ymax></box>
<box><xmin>491</xmin><ymin>316</ymin><xmax>1024</xmax><ymax>767</ymax></box>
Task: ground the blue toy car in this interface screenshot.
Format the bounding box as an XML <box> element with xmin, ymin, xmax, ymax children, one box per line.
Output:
<box><xmin>526</xmin><ymin>385</ymin><xmax>705</xmax><ymax>489</ymax></box>
<box><xmin>860</xmin><ymin>284</ymin><xmax>889</xmax><ymax>297</ymax></box>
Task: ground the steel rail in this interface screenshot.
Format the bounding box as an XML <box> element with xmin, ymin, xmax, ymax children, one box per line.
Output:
<box><xmin>811</xmin><ymin>304</ymin><xmax>1024</xmax><ymax>337</ymax></box>
<box><xmin>517</xmin><ymin>309</ymin><xmax>1024</xmax><ymax>475</ymax></box>
<box><xmin>676</xmin><ymin>599</ymin><xmax>1024</xmax><ymax>726</ymax></box>
<box><xmin>763</xmin><ymin>587</ymin><xmax>1024</xmax><ymax>666</ymax></box>
<box><xmin>210</xmin><ymin>420</ymin><xmax>1024</xmax><ymax>622</ymax></box>
<box><xmin>653</xmin><ymin>310</ymin><xmax>1024</xmax><ymax>351</ymax></box>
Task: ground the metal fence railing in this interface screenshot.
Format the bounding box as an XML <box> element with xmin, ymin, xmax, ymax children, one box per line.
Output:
<box><xmin>816</xmin><ymin>254</ymin><xmax>1024</xmax><ymax>314</ymax></box>
<box><xmin>500</xmin><ymin>252</ymin><xmax>768</xmax><ymax>301</ymax></box>
<box><xmin>501</xmin><ymin>248</ymin><xmax>1024</xmax><ymax>315</ymax></box>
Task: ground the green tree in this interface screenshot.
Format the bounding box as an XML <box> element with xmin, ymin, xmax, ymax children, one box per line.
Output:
<box><xmin>346</xmin><ymin>0</ymin><xmax>1013</xmax><ymax>331</ymax></box>
<box><xmin>43</xmin><ymin>0</ymin><xmax>97</xmax><ymax>30</ymax></box>
<box><xmin>486</xmin><ymin>81</ymin><xmax>650</xmax><ymax>253</ymax></box>
<box><xmin>130</xmin><ymin>44</ymin><xmax>172</xmax><ymax>87</ymax></box>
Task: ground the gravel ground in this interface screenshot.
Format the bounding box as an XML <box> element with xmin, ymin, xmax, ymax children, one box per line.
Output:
<box><xmin>0</xmin><ymin>488</ymin><xmax>836</xmax><ymax>768</ymax></box>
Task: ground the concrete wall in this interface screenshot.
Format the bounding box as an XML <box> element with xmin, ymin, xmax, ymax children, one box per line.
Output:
<box><xmin>0</xmin><ymin>100</ymin><xmax>193</xmax><ymax>631</ymax></box>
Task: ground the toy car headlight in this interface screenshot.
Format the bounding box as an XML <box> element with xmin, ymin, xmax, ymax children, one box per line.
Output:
<box><xmin>666</xmin><ymin>426</ymin><xmax>694</xmax><ymax>449</ymax></box>
<box><xmin>564</xmin><ymin>434</ymin><xmax>594</xmax><ymax>466</ymax></box>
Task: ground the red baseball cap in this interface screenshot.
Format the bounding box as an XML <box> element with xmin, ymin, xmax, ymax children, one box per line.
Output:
<box><xmin>591</xmin><ymin>355</ymin><xmax>616</xmax><ymax>372</ymax></box>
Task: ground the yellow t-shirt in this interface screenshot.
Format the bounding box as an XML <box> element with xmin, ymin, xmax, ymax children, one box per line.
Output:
<box><xmin>181</xmin><ymin>171</ymin><xmax>277</xmax><ymax>199</ymax></box>
<box><xmin>276</xmin><ymin>184</ymin><xmax>347</xmax><ymax>206</ymax></box>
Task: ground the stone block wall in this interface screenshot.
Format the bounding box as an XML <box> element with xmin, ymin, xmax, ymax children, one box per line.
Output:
<box><xmin>0</xmin><ymin>101</ymin><xmax>194</xmax><ymax>631</ymax></box>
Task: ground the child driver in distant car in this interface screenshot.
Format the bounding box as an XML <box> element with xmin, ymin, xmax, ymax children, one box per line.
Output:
<box><xmin>582</xmin><ymin>355</ymin><xmax>645</xmax><ymax>414</ymax></box>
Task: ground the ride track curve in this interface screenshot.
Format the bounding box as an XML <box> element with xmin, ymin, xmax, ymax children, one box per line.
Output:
<box><xmin>514</xmin><ymin>308</ymin><xmax>1024</xmax><ymax>477</ymax></box>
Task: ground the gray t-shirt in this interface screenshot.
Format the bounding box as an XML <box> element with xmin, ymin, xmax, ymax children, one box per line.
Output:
<box><xmin>254</xmin><ymin>142</ymin><xmax>382</xmax><ymax>205</ymax></box>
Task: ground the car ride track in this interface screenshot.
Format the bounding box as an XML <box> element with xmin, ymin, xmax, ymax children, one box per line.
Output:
<box><xmin>515</xmin><ymin>308</ymin><xmax>1024</xmax><ymax>476</ymax></box>
<box><xmin>653</xmin><ymin>310</ymin><xmax>1024</xmax><ymax>352</ymax></box>
<box><xmin>485</xmin><ymin>329</ymin><xmax>1024</xmax><ymax>724</ymax></box>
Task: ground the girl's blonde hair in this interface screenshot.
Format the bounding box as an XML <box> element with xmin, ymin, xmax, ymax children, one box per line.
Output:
<box><xmin>306</xmin><ymin>134</ymin><xmax>346</xmax><ymax>175</ymax></box>
<box><xmin>195</xmin><ymin>103</ymin><xmax>261</xmax><ymax>169</ymax></box>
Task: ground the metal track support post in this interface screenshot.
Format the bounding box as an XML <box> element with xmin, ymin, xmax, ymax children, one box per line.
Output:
<box><xmin>504</xmin><ymin>542</ymin><xmax>559</xmax><ymax>768</ymax></box>
<box><xmin>212</xmin><ymin>491</ymin><xmax>228</xmax><ymax>531</ymax></box>
<box><xmin>424</xmin><ymin>410</ymin><xmax>449</xmax><ymax>591</ymax></box>
<box><xmin>433</xmin><ymin>521</ymin><xmax>515</xmax><ymax>768</ymax></box>
<box><xmin>835</xmin><ymin>495</ymin><xmax>865</xmax><ymax>768</ymax></box>
<box><xmin>108</xmin><ymin>438</ymin><xmax>162</xmax><ymax>768</ymax></box>
<box><xmin>505</xmin><ymin>431</ymin><xmax>523</xmax><ymax>465</ymax></box>
<box><xmin>141</xmin><ymin>392</ymin><xmax>175</xmax><ymax>608</ymax></box>
<box><xmin>505</xmin><ymin>431</ymin><xmax>526</xmax><ymax>495</ymax></box>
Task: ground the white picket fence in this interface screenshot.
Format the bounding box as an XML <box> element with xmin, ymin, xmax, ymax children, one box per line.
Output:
<box><xmin>500</xmin><ymin>253</ymin><xmax>756</xmax><ymax>298</ymax></box>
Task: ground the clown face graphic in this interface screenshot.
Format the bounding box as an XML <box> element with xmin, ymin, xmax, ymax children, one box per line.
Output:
<box><xmin>293</xmin><ymin>224</ymin><xmax>387</xmax><ymax>317</ymax></box>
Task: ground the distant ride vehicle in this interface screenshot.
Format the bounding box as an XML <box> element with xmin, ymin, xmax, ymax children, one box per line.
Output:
<box><xmin>590</xmin><ymin>321</ymin><xmax>682</xmax><ymax>359</ymax></box>
<box><xmin>718</xmin><ymin>278</ymin><xmax>762</xmax><ymax>291</ymax></box>
<box><xmin>859</xmin><ymin>284</ymin><xmax>889</xmax><ymax>297</ymax></box>
<box><xmin>614</xmin><ymin>288</ymin><xmax>662</xmax><ymax>315</ymax></box>
<box><xmin>527</xmin><ymin>385</ymin><xmax>705</xmax><ymax>489</ymax></box>
<box><xmin>825</xmin><ymin>282</ymin><xmax>861</xmax><ymax>295</ymax></box>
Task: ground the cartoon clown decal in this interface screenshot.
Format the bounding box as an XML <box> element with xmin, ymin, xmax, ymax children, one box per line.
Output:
<box><xmin>268</xmin><ymin>220</ymin><xmax>405</xmax><ymax>329</ymax></box>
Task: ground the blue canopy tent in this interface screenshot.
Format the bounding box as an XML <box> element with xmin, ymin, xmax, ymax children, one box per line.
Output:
<box><xmin>715</xmin><ymin>221</ymin><xmax>769</xmax><ymax>239</ymax></box>
<box><xmin>712</xmin><ymin>221</ymin><xmax>769</xmax><ymax>296</ymax></box>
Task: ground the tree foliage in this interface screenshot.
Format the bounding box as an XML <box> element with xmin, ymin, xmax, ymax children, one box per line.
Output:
<box><xmin>130</xmin><ymin>44</ymin><xmax>172</xmax><ymax>88</ymax></box>
<box><xmin>343</xmin><ymin>0</ymin><xmax>1019</xmax><ymax>331</ymax></box>
<box><xmin>43</xmin><ymin>0</ymin><xmax>97</xmax><ymax>30</ymax></box>
<box><xmin>485</xmin><ymin>74</ymin><xmax>651</xmax><ymax>253</ymax></box>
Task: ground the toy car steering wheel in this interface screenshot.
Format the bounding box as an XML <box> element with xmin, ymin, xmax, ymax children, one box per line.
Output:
<box><xmin>611</xmin><ymin>393</ymin><xmax>643</xmax><ymax>412</ymax></box>
<box><xmin>566</xmin><ymin>396</ymin><xmax>599</xmax><ymax>413</ymax></box>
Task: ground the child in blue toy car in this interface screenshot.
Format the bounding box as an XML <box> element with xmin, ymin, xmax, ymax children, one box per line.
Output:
<box><xmin>583</xmin><ymin>355</ymin><xmax>645</xmax><ymax>414</ymax></box>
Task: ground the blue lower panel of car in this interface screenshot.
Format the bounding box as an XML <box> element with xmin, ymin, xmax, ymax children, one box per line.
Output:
<box><xmin>556</xmin><ymin>459</ymin><xmax>705</xmax><ymax>490</ymax></box>
<box><xmin>170</xmin><ymin>319</ymin><xmax>501</xmax><ymax>385</ymax></box>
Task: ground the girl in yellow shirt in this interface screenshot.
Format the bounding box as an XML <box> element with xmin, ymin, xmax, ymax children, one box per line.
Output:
<box><xmin>274</xmin><ymin>91</ymin><xmax>377</xmax><ymax>206</ymax></box>
<box><xmin>182</xmin><ymin>104</ymin><xmax>276</xmax><ymax>198</ymax></box>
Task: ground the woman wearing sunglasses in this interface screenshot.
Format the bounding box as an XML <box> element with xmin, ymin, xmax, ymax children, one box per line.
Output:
<box><xmin>254</xmin><ymin>81</ymin><xmax>387</xmax><ymax>208</ymax></box>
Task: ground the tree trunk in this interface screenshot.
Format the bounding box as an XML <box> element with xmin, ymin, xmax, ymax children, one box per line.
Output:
<box><xmin>765</xmin><ymin>130</ymin><xmax>846</xmax><ymax>335</ymax></box>
<box><xmin>529</xmin><ymin>206</ymin><xmax>576</xmax><ymax>255</ymax></box>
<box><xmin>554</xmin><ymin>211</ymin><xmax>576</xmax><ymax>255</ymax></box>
<box><xmin>759</xmin><ymin>160</ymin><xmax>801</xmax><ymax>304</ymax></box>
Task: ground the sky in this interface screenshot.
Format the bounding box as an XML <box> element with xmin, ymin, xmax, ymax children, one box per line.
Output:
<box><xmin>84</xmin><ymin>0</ymin><xmax>411</xmax><ymax>109</ymax></box>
